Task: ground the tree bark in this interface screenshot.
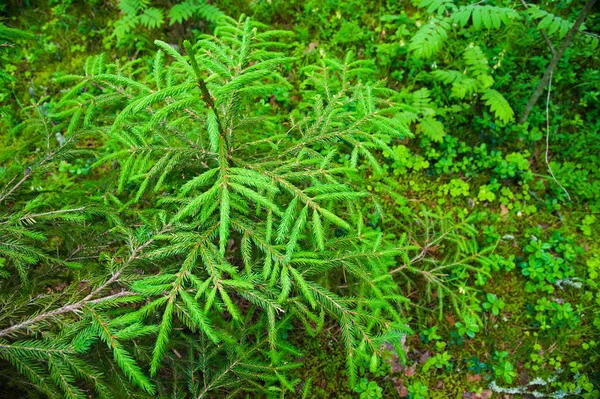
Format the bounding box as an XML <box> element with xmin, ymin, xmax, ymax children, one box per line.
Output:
<box><xmin>518</xmin><ymin>0</ymin><xmax>598</xmax><ymax>124</ymax></box>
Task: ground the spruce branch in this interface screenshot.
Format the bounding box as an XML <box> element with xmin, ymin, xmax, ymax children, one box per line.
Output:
<box><xmin>0</xmin><ymin>291</ymin><xmax>135</xmax><ymax>338</ymax></box>
<box><xmin>0</xmin><ymin>15</ymin><xmax>414</xmax><ymax>396</ymax></box>
<box><xmin>0</xmin><ymin>224</ymin><xmax>172</xmax><ymax>338</ymax></box>
<box><xmin>0</xmin><ymin>139</ymin><xmax>74</xmax><ymax>205</ymax></box>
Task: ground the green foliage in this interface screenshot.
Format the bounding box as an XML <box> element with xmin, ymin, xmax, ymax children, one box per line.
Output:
<box><xmin>455</xmin><ymin>315</ymin><xmax>480</xmax><ymax>338</ymax></box>
<box><xmin>418</xmin><ymin>116</ymin><xmax>445</xmax><ymax>142</ymax></box>
<box><xmin>113</xmin><ymin>0</ymin><xmax>223</xmax><ymax>47</ymax></box>
<box><xmin>422</xmin><ymin>347</ymin><xmax>452</xmax><ymax>372</ymax></box>
<box><xmin>520</xmin><ymin>232</ymin><xmax>581</xmax><ymax>294</ymax></box>
<box><xmin>353</xmin><ymin>378</ymin><xmax>383</xmax><ymax>399</ymax></box>
<box><xmin>526</xmin><ymin>5</ymin><xmax>582</xmax><ymax>39</ymax></box>
<box><xmin>2</xmin><ymin>0</ymin><xmax>600</xmax><ymax>397</ymax></box>
<box><xmin>0</xmin><ymin>15</ymin><xmax>414</xmax><ymax>396</ymax></box>
<box><xmin>169</xmin><ymin>0</ymin><xmax>223</xmax><ymax>25</ymax></box>
<box><xmin>408</xmin><ymin>17</ymin><xmax>450</xmax><ymax>59</ymax></box>
<box><xmin>482</xmin><ymin>89</ymin><xmax>514</xmax><ymax>125</ymax></box>
<box><xmin>451</xmin><ymin>4</ymin><xmax>521</xmax><ymax>30</ymax></box>
<box><xmin>493</xmin><ymin>351</ymin><xmax>517</xmax><ymax>384</ymax></box>
<box><xmin>0</xmin><ymin>23</ymin><xmax>35</xmax><ymax>115</ymax></box>
<box><xmin>409</xmin><ymin>2</ymin><xmax>521</xmax><ymax>59</ymax></box>
<box><xmin>385</xmin><ymin>207</ymin><xmax>495</xmax><ymax>322</ymax></box>
<box><xmin>0</xmin><ymin>23</ymin><xmax>36</xmax><ymax>42</ymax></box>
<box><xmin>482</xmin><ymin>293</ymin><xmax>505</xmax><ymax>315</ymax></box>
<box><xmin>407</xmin><ymin>381</ymin><xmax>429</xmax><ymax>399</ymax></box>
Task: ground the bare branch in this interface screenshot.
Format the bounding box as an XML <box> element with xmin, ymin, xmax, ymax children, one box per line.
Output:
<box><xmin>519</xmin><ymin>0</ymin><xmax>556</xmax><ymax>55</ymax></box>
<box><xmin>519</xmin><ymin>0</ymin><xmax>598</xmax><ymax>124</ymax></box>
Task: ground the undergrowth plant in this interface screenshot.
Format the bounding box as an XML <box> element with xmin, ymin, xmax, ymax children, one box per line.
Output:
<box><xmin>2</xmin><ymin>1</ymin><xmax>600</xmax><ymax>397</ymax></box>
<box><xmin>113</xmin><ymin>0</ymin><xmax>223</xmax><ymax>48</ymax></box>
<box><xmin>0</xmin><ymin>16</ymin><xmax>414</xmax><ymax>397</ymax></box>
<box><xmin>0</xmin><ymin>23</ymin><xmax>35</xmax><ymax>121</ymax></box>
<box><xmin>382</xmin><ymin>204</ymin><xmax>498</xmax><ymax>323</ymax></box>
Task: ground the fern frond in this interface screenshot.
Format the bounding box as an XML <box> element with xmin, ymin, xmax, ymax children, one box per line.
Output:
<box><xmin>418</xmin><ymin>117</ymin><xmax>446</xmax><ymax>142</ymax></box>
<box><xmin>409</xmin><ymin>18</ymin><xmax>451</xmax><ymax>58</ymax></box>
<box><xmin>463</xmin><ymin>45</ymin><xmax>490</xmax><ymax>77</ymax></box>
<box><xmin>482</xmin><ymin>89</ymin><xmax>514</xmax><ymax>125</ymax></box>
<box><xmin>526</xmin><ymin>5</ymin><xmax>581</xmax><ymax>38</ymax></box>
<box><xmin>451</xmin><ymin>5</ymin><xmax>521</xmax><ymax>29</ymax></box>
<box><xmin>412</xmin><ymin>0</ymin><xmax>457</xmax><ymax>16</ymax></box>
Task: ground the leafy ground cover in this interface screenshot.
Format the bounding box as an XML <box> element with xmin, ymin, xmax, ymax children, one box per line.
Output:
<box><xmin>0</xmin><ymin>0</ymin><xmax>599</xmax><ymax>397</ymax></box>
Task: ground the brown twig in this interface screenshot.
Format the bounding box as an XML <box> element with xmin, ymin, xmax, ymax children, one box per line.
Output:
<box><xmin>0</xmin><ymin>224</ymin><xmax>172</xmax><ymax>338</ymax></box>
<box><xmin>519</xmin><ymin>0</ymin><xmax>556</xmax><ymax>56</ymax></box>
